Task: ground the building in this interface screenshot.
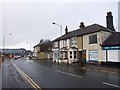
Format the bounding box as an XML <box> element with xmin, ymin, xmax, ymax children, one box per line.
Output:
<box><xmin>52</xmin><ymin>11</ymin><xmax>119</xmax><ymax>64</ymax></box>
<box><xmin>0</xmin><ymin>48</ymin><xmax>26</xmax><ymax>58</ymax></box>
<box><xmin>102</xmin><ymin>32</ymin><xmax>120</xmax><ymax>66</ymax></box>
<box><xmin>33</xmin><ymin>40</ymin><xmax>53</xmax><ymax>60</ymax></box>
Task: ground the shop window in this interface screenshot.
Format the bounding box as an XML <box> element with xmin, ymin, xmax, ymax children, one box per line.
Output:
<box><xmin>89</xmin><ymin>50</ymin><xmax>98</xmax><ymax>61</ymax></box>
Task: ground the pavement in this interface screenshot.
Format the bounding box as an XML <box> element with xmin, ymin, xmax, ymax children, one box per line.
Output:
<box><xmin>63</xmin><ymin>62</ymin><xmax>120</xmax><ymax>74</ymax></box>
<box><xmin>28</xmin><ymin>59</ymin><xmax>120</xmax><ymax>74</ymax></box>
<box><xmin>83</xmin><ymin>63</ymin><xmax>120</xmax><ymax>74</ymax></box>
<box><xmin>35</xmin><ymin>60</ymin><xmax>120</xmax><ymax>74</ymax></box>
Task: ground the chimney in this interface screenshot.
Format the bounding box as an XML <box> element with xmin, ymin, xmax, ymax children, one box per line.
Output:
<box><xmin>65</xmin><ymin>26</ymin><xmax>68</xmax><ymax>34</ymax></box>
<box><xmin>79</xmin><ymin>22</ymin><xmax>85</xmax><ymax>29</ymax></box>
<box><xmin>106</xmin><ymin>11</ymin><xmax>115</xmax><ymax>31</ymax></box>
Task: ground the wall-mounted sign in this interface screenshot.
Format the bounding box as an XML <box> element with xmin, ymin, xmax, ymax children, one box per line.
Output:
<box><xmin>102</xmin><ymin>46</ymin><xmax>120</xmax><ymax>50</ymax></box>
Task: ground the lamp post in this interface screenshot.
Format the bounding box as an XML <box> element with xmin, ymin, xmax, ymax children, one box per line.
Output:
<box><xmin>52</xmin><ymin>22</ymin><xmax>63</xmax><ymax>64</ymax></box>
<box><xmin>3</xmin><ymin>34</ymin><xmax>12</xmax><ymax>51</ymax></box>
<box><xmin>2</xmin><ymin>33</ymin><xmax>12</xmax><ymax>60</ymax></box>
<box><xmin>52</xmin><ymin>22</ymin><xmax>62</xmax><ymax>36</ymax></box>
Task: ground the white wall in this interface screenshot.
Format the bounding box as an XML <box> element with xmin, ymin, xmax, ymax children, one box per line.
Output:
<box><xmin>101</xmin><ymin>31</ymin><xmax>111</xmax><ymax>43</ymax></box>
<box><xmin>101</xmin><ymin>50</ymin><xmax>106</xmax><ymax>62</ymax></box>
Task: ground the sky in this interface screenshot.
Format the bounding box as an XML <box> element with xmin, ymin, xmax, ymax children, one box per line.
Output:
<box><xmin>0</xmin><ymin>0</ymin><xmax>119</xmax><ymax>51</ymax></box>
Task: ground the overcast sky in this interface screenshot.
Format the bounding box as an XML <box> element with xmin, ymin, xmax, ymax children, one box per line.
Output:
<box><xmin>0</xmin><ymin>0</ymin><xmax>119</xmax><ymax>51</ymax></box>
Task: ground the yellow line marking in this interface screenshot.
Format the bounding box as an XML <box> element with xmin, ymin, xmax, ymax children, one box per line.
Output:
<box><xmin>10</xmin><ymin>61</ymin><xmax>42</xmax><ymax>90</ymax></box>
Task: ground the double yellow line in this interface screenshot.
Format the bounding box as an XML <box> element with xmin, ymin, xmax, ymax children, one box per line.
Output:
<box><xmin>11</xmin><ymin>61</ymin><xmax>42</xmax><ymax>90</ymax></box>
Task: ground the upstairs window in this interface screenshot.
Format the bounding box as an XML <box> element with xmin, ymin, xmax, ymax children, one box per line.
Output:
<box><xmin>89</xmin><ymin>34</ymin><xmax>97</xmax><ymax>44</ymax></box>
<box><xmin>54</xmin><ymin>42</ymin><xmax>58</xmax><ymax>47</ymax></box>
<box><xmin>63</xmin><ymin>40</ymin><xmax>67</xmax><ymax>47</ymax></box>
<box><xmin>70</xmin><ymin>37</ymin><xmax>77</xmax><ymax>47</ymax></box>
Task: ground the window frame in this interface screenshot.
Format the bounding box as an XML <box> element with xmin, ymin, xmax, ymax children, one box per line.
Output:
<box><xmin>89</xmin><ymin>34</ymin><xmax>97</xmax><ymax>44</ymax></box>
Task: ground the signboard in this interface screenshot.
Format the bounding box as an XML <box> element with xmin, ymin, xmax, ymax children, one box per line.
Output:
<box><xmin>102</xmin><ymin>46</ymin><xmax>120</xmax><ymax>50</ymax></box>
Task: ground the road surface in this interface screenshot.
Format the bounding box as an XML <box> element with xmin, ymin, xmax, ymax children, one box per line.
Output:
<box><xmin>2</xmin><ymin>58</ymin><xmax>120</xmax><ymax>89</ymax></box>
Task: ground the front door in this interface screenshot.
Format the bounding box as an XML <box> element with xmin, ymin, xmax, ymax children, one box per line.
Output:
<box><xmin>82</xmin><ymin>50</ymin><xmax>86</xmax><ymax>63</ymax></box>
<box><xmin>78</xmin><ymin>51</ymin><xmax>82</xmax><ymax>62</ymax></box>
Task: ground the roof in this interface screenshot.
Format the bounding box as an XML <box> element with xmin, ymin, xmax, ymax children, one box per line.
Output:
<box><xmin>33</xmin><ymin>40</ymin><xmax>52</xmax><ymax>48</ymax></box>
<box><xmin>102</xmin><ymin>32</ymin><xmax>120</xmax><ymax>46</ymax></box>
<box><xmin>53</xmin><ymin>24</ymin><xmax>115</xmax><ymax>42</ymax></box>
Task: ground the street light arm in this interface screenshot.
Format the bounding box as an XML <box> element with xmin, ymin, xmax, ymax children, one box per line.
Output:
<box><xmin>52</xmin><ymin>22</ymin><xmax>62</xmax><ymax>35</ymax></box>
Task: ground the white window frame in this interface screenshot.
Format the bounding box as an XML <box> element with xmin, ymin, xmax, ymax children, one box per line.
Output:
<box><xmin>70</xmin><ymin>37</ymin><xmax>77</xmax><ymax>47</ymax></box>
<box><xmin>63</xmin><ymin>40</ymin><xmax>67</xmax><ymax>47</ymax></box>
<box><xmin>89</xmin><ymin>50</ymin><xmax>98</xmax><ymax>61</ymax></box>
<box><xmin>54</xmin><ymin>42</ymin><xmax>58</xmax><ymax>47</ymax></box>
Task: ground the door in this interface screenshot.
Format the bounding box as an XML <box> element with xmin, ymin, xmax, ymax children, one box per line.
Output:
<box><xmin>82</xmin><ymin>50</ymin><xmax>86</xmax><ymax>63</ymax></box>
<box><xmin>78</xmin><ymin>51</ymin><xmax>82</xmax><ymax>62</ymax></box>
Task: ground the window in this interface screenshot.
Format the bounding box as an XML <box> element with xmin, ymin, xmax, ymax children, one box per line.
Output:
<box><xmin>65</xmin><ymin>52</ymin><xmax>68</xmax><ymax>58</ymax></box>
<box><xmin>89</xmin><ymin>50</ymin><xmax>98</xmax><ymax>61</ymax></box>
<box><xmin>70</xmin><ymin>51</ymin><xmax>72</xmax><ymax>58</ymax></box>
<box><xmin>89</xmin><ymin>34</ymin><xmax>97</xmax><ymax>44</ymax></box>
<box><xmin>70</xmin><ymin>37</ymin><xmax>77</xmax><ymax>46</ymax></box>
<box><xmin>63</xmin><ymin>40</ymin><xmax>67</xmax><ymax>47</ymax></box>
<box><xmin>74</xmin><ymin>51</ymin><xmax>77</xmax><ymax>59</ymax></box>
<box><xmin>54</xmin><ymin>42</ymin><xmax>58</xmax><ymax>47</ymax></box>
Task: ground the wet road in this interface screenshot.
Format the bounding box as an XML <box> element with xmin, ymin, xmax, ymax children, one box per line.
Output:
<box><xmin>2</xmin><ymin>59</ymin><xmax>32</xmax><ymax>88</ymax></box>
<box><xmin>10</xmin><ymin>58</ymin><xmax>120</xmax><ymax>88</ymax></box>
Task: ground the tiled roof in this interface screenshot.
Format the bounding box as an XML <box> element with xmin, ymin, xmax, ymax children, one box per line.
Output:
<box><xmin>102</xmin><ymin>32</ymin><xmax>120</xmax><ymax>46</ymax></box>
<box><xmin>53</xmin><ymin>24</ymin><xmax>115</xmax><ymax>42</ymax></box>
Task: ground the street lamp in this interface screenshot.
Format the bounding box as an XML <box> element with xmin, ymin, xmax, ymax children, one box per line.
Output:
<box><xmin>52</xmin><ymin>22</ymin><xmax>62</xmax><ymax>36</ymax></box>
<box><xmin>2</xmin><ymin>33</ymin><xmax>12</xmax><ymax>61</ymax></box>
<box><xmin>3</xmin><ymin>34</ymin><xmax>12</xmax><ymax>50</ymax></box>
<box><xmin>52</xmin><ymin>22</ymin><xmax>63</xmax><ymax>64</ymax></box>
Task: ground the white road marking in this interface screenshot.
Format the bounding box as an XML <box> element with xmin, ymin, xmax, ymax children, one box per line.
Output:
<box><xmin>102</xmin><ymin>82</ymin><xmax>120</xmax><ymax>88</ymax></box>
<box><xmin>56</xmin><ymin>70</ymin><xmax>83</xmax><ymax>78</ymax></box>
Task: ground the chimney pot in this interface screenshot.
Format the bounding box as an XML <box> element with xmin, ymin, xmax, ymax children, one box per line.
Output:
<box><xmin>106</xmin><ymin>11</ymin><xmax>115</xmax><ymax>31</ymax></box>
<box><xmin>79</xmin><ymin>22</ymin><xmax>85</xmax><ymax>29</ymax></box>
<box><xmin>65</xmin><ymin>26</ymin><xmax>68</xmax><ymax>34</ymax></box>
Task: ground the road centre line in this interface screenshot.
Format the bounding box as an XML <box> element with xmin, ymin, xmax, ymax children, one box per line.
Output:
<box><xmin>102</xmin><ymin>82</ymin><xmax>120</xmax><ymax>88</ymax></box>
<box><xmin>11</xmin><ymin>61</ymin><xmax>42</xmax><ymax>90</ymax></box>
<box><xmin>56</xmin><ymin>70</ymin><xmax>83</xmax><ymax>78</ymax></box>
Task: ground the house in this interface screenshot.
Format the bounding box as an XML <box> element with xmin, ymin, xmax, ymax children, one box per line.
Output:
<box><xmin>52</xmin><ymin>11</ymin><xmax>119</xmax><ymax>64</ymax></box>
<box><xmin>33</xmin><ymin>40</ymin><xmax>53</xmax><ymax>60</ymax></box>
<box><xmin>0</xmin><ymin>48</ymin><xmax>26</xmax><ymax>58</ymax></box>
<box><xmin>102</xmin><ymin>32</ymin><xmax>120</xmax><ymax>66</ymax></box>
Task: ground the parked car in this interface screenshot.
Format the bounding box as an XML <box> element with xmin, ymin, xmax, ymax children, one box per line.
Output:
<box><xmin>14</xmin><ymin>55</ymin><xmax>21</xmax><ymax>60</ymax></box>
